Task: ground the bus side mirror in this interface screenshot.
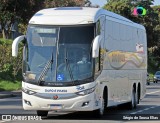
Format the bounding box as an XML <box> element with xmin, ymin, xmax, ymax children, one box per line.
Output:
<box><xmin>92</xmin><ymin>35</ymin><xmax>101</xmax><ymax>58</ymax></box>
<box><xmin>12</xmin><ymin>35</ymin><xmax>26</xmax><ymax>57</ymax></box>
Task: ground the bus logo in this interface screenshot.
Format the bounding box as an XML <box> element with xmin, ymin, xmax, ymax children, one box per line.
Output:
<box><xmin>53</xmin><ymin>95</ymin><xmax>58</xmax><ymax>100</ymax></box>
<box><xmin>76</xmin><ymin>86</ymin><xmax>85</xmax><ymax>91</ymax></box>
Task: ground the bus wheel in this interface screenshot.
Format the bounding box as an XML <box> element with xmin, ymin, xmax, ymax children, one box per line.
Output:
<box><xmin>128</xmin><ymin>88</ymin><xmax>137</xmax><ymax>110</ymax></box>
<box><xmin>93</xmin><ymin>90</ymin><xmax>107</xmax><ymax>118</ymax></box>
<box><xmin>137</xmin><ymin>85</ymin><xmax>140</xmax><ymax>104</ymax></box>
<box><xmin>37</xmin><ymin>110</ymin><xmax>48</xmax><ymax>117</ymax></box>
<box><xmin>93</xmin><ymin>98</ymin><xmax>104</xmax><ymax>118</ymax></box>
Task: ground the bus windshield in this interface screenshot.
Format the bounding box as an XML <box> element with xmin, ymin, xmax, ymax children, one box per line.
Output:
<box><xmin>24</xmin><ymin>25</ymin><xmax>94</xmax><ymax>86</ymax></box>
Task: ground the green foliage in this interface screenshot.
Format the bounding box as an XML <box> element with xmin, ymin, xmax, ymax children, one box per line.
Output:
<box><xmin>18</xmin><ymin>23</ymin><xmax>27</xmax><ymax>35</ymax></box>
<box><xmin>0</xmin><ymin>0</ymin><xmax>91</xmax><ymax>24</ymax></box>
<box><xmin>153</xmin><ymin>5</ymin><xmax>160</xmax><ymax>47</ymax></box>
<box><xmin>44</xmin><ymin>0</ymin><xmax>91</xmax><ymax>8</ymax></box>
<box><xmin>0</xmin><ymin>80</ymin><xmax>21</xmax><ymax>91</ymax></box>
<box><xmin>0</xmin><ymin>0</ymin><xmax>91</xmax><ymax>38</ymax></box>
<box><xmin>153</xmin><ymin>5</ymin><xmax>160</xmax><ymax>17</ymax></box>
<box><xmin>0</xmin><ymin>38</ymin><xmax>23</xmax><ymax>80</ymax></box>
<box><xmin>103</xmin><ymin>0</ymin><xmax>132</xmax><ymax>18</ymax></box>
<box><xmin>0</xmin><ymin>0</ymin><xmax>44</xmax><ymax>38</ymax></box>
<box><xmin>0</xmin><ymin>0</ymin><xmax>44</xmax><ymax>23</ymax></box>
<box><xmin>148</xmin><ymin>57</ymin><xmax>158</xmax><ymax>74</ymax></box>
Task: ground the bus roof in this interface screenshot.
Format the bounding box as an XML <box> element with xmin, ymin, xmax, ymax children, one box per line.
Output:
<box><xmin>29</xmin><ymin>7</ymin><xmax>145</xmax><ymax>30</ymax></box>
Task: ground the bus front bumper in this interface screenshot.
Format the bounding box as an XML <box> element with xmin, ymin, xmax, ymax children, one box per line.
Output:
<box><xmin>22</xmin><ymin>92</ymin><xmax>100</xmax><ymax>112</ymax></box>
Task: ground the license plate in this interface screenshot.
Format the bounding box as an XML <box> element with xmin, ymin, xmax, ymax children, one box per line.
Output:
<box><xmin>50</xmin><ymin>104</ymin><xmax>62</xmax><ymax>110</ymax></box>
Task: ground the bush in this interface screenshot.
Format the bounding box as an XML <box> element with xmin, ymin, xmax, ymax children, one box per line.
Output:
<box><xmin>0</xmin><ymin>38</ymin><xmax>23</xmax><ymax>81</ymax></box>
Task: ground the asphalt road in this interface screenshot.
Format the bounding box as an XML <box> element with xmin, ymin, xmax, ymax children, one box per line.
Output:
<box><xmin>0</xmin><ymin>82</ymin><xmax>160</xmax><ymax>123</ymax></box>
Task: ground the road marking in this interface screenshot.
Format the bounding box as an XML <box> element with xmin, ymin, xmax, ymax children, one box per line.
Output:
<box><xmin>0</xmin><ymin>121</ymin><xmax>6</xmax><ymax>123</ymax></box>
<box><xmin>146</xmin><ymin>90</ymin><xmax>160</xmax><ymax>95</ymax></box>
<box><xmin>131</xmin><ymin>90</ymin><xmax>160</xmax><ymax>115</ymax></box>
<box><xmin>130</xmin><ymin>106</ymin><xmax>159</xmax><ymax>114</ymax></box>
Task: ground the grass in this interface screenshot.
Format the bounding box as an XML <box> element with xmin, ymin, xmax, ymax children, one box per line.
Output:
<box><xmin>0</xmin><ymin>80</ymin><xmax>21</xmax><ymax>91</ymax></box>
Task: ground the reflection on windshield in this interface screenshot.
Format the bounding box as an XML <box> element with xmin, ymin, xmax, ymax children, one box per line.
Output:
<box><xmin>37</xmin><ymin>47</ymin><xmax>54</xmax><ymax>85</ymax></box>
<box><xmin>57</xmin><ymin>44</ymin><xmax>92</xmax><ymax>82</ymax></box>
<box><xmin>24</xmin><ymin>25</ymin><xmax>94</xmax><ymax>85</ymax></box>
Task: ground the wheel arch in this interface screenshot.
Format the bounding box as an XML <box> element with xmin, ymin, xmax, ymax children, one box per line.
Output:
<box><xmin>133</xmin><ymin>83</ymin><xmax>136</xmax><ymax>93</ymax></box>
<box><xmin>137</xmin><ymin>82</ymin><xmax>141</xmax><ymax>103</ymax></box>
<box><xmin>103</xmin><ymin>86</ymin><xmax>108</xmax><ymax>108</ymax></box>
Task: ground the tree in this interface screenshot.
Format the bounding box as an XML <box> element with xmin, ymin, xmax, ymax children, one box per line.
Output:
<box><xmin>0</xmin><ymin>0</ymin><xmax>14</xmax><ymax>39</ymax></box>
<box><xmin>103</xmin><ymin>0</ymin><xmax>132</xmax><ymax>18</ymax></box>
<box><xmin>44</xmin><ymin>0</ymin><xmax>91</xmax><ymax>8</ymax></box>
<box><xmin>0</xmin><ymin>0</ymin><xmax>92</xmax><ymax>39</ymax></box>
<box><xmin>0</xmin><ymin>0</ymin><xmax>44</xmax><ymax>39</ymax></box>
<box><xmin>151</xmin><ymin>5</ymin><xmax>160</xmax><ymax>57</ymax></box>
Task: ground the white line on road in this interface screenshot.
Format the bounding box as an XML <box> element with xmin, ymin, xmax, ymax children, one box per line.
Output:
<box><xmin>130</xmin><ymin>106</ymin><xmax>159</xmax><ymax>114</ymax></box>
<box><xmin>0</xmin><ymin>121</ymin><xmax>6</xmax><ymax>123</ymax></box>
<box><xmin>130</xmin><ymin>90</ymin><xmax>160</xmax><ymax>114</ymax></box>
<box><xmin>146</xmin><ymin>90</ymin><xmax>160</xmax><ymax>95</ymax></box>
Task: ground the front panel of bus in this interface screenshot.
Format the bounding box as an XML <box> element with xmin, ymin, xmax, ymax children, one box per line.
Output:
<box><xmin>21</xmin><ymin>24</ymin><xmax>101</xmax><ymax>111</ymax></box>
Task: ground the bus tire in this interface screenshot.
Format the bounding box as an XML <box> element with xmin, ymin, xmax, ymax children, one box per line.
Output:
<box><xmin>37</xmin><ymin>110</ymin><xmax>48</xmax><ymax>117</ymax></box>
<box><xmin>127</xmin><ymin>87</ymin><xmax>137</xmax><ymax>110</ymax></box>
<box><xmin>93</xmin><ymin>99</ymin><xmax>104</xmax><ymax>118</ymax></box>
<box><xmin>93</xmin><ymin>89</ymin><xmax>107</xmax><ymax>118</ymax></box>
<box><xmin>137</xmin><ymin>84</ymin><xmax>140</xmax><ymax>104</ymax></box>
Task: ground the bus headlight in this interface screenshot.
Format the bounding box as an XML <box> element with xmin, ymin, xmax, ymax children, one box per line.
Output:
<box><xmin>76</xmin><ymin>87</ymin><xmax>95</xmax><ymax>96</ymax></box>
<box><xmin>22</xmin><ymin>88</ymin><xmax>37</xmax><ymax>95</ymax></box>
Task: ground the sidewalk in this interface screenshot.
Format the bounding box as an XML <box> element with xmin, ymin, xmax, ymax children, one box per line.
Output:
<box><xmin>0</xmin><ymin>90</ymin><xmax>22</xmax><ymax>99</ymax></box>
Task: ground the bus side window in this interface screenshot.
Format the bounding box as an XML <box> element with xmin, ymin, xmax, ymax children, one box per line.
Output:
<box><xmin>96</xmin><ymin>20</ymin><xmax>101</xmax><ymax>35</ymax></box>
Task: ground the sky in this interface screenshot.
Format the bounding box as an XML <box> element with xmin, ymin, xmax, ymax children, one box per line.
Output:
<box><xmin>90</xmin><ymin>0</ymin><xmax>160</xmax><ymax>7</ymax></box>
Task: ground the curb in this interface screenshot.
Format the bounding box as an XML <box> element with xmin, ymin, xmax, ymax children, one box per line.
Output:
<box><xmin>0</xmin><ymin>94</ymin><xmax>16</xmax><ymax>99</ymax></box>
<box><xmin>0</xmin><ymin>90</ymin><xmax>21</xmax><ymax>99</ymax></box>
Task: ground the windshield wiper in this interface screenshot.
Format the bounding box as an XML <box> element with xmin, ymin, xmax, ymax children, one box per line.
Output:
<box><xmin>38</xmin><ymin>28</ymin><xmax>60</xmax><ymax>85</ymax></box>
<box><xmin>37</xmin><ymin>50</ymin><xmax>54</xmax><ymax>85</ymax></box>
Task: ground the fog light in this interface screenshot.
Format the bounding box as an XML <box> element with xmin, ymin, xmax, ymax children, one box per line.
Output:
<box><xmin>24</xmin><ymin>99</ymin><xmax>32</xmax><ymax>106</ymax></box>
<box><xmin>82</xmin><ymin>101</ymin><xmax>89</xmax><ymax>107</ymax></box>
